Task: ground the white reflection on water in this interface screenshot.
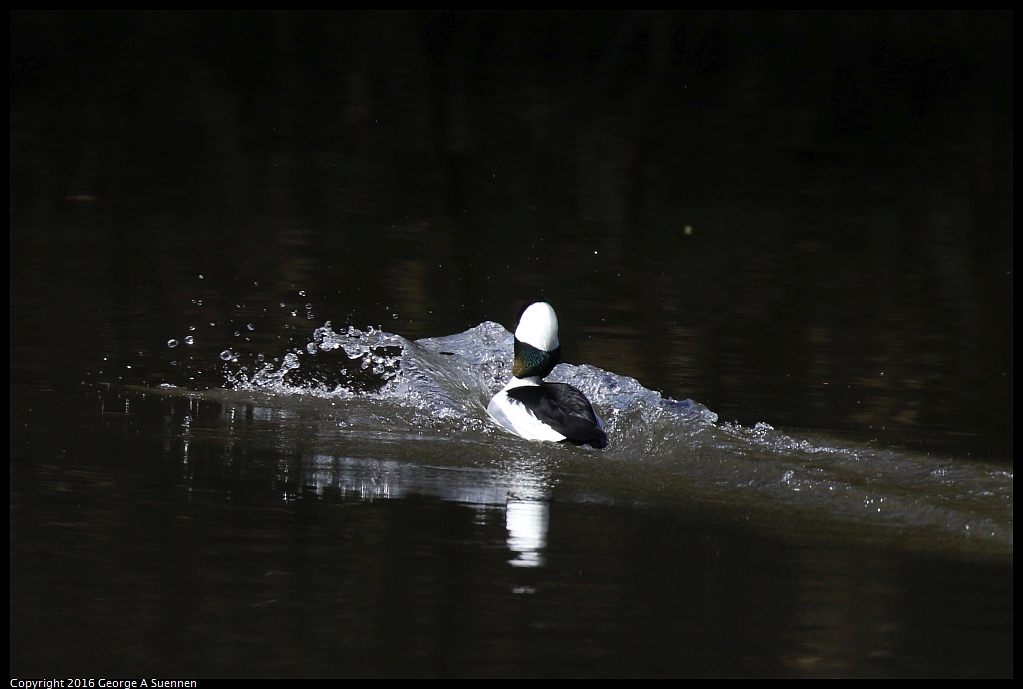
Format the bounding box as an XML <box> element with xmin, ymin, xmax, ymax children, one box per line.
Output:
<box><xmin>505</xmin><ymin>499</ymin><xmax>550</xmax><ymax>568</ymax></box>
<box><xmin>299</xmin><ymin>452</ymin><xmax>554</xmax><ymax>567</ymax></box>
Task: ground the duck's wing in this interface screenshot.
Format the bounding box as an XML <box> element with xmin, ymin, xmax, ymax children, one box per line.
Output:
<box><xmin>506</xmin><ymin>383</ymin><xmax>608</xmax><ymax>448</ymax></box>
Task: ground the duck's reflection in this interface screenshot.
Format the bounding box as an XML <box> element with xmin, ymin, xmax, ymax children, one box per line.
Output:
<box><xmin>297</xmin><ymin>452</ymin><xmax>553</xmax><ymax>569</ymax></box>
<box><xmin>505</xmin><ymin>498</ymin><xmax>549</xmax><ymax>568</ymax></box>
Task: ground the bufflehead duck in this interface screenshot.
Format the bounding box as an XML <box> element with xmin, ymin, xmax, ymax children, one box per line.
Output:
<box><xmin>487</xmin><ymin>301</ymin><xmax>608</xmax><ymax>448</ymax></box>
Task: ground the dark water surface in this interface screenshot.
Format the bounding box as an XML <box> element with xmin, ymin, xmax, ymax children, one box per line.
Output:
<box><xmin>11</xmin><ymin>11</ymin><xmax>1012</xmax><ymax>677</ymax></box>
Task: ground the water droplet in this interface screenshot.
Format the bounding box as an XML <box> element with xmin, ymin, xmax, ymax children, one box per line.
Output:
<box><xmin>220</xmin><ymin>349</ymin><xmax>234</xmax><ymax>361</ymax></box>
<box><xmin>167</xmin><ymin>339</ymin><xmax>179</xmax><ymax>348</ymax></box>
<box><xmin>184</xmin><ymin>336</ymin><xmax>195</xmax><ymax>345</ymax></box>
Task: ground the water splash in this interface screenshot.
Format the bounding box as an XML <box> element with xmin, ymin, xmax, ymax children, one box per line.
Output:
<box><xmin>227</xmin><ymin>322</ymin><xmax>405</xmax><ymax>396</ymax></box>
<box><xmin>196</xmin><ymin>318</ymin><xmax>1010</xmax><ymax>554</ymax></box>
